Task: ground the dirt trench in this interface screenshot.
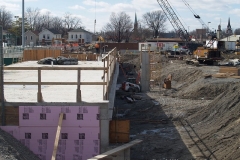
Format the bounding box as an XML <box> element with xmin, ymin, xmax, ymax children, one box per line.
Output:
<box><xmin>114</xmin><ymin>53</ymin><xmax>240</xmax><ymax>160</ymax></box>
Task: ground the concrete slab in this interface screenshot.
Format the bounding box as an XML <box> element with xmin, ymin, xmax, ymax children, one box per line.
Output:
<box><xmin>4</xmin><ymin>61</ymin><xmax>107</xmax><ymax>103</ymax></box>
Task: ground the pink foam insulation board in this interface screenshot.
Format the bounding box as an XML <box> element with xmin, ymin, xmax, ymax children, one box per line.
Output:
<box><xmin>1</xmin><ymin>106</ymin><xmax>100</xmax><ymax>160</ymax></box>
<box><xmin>19</xmin><ymin>106</ymin><xmax>100</xmax><ymax>127</ymax></box>
<box><xmin>0</xmin><ymin>126</ymin><xmax>20</xmax><ymax>140</ymax></box>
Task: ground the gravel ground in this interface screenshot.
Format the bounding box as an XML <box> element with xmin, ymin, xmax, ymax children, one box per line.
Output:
<box><xmin>0</xmin><ymin>128</ymin><xmax>40</xmax><ymax>160</ymax></box>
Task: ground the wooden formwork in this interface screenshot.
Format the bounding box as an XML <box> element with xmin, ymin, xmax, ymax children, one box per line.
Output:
<box><xmin>109</xmin><ymin>120</ymin><xmax>130</xmax><ymax>143</ymax></box>
<box><xmin>219</xmin><ymin>67</ymin><xmax>240</xmax><ymax>76</ymax></box>
<box><xmin>23</xmin><ymin>49</ymin><xmax>61</xmax><ymax>61</ymax></box>
<box><xmin>0</xmin><ymin>106</ymin><xmax>19</xmax><ymax>125</ymax></box>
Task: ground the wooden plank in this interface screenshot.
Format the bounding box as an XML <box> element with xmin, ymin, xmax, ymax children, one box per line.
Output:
<box><xmin>51</xmin><ymin>113</ymin><xmax>63</xmax><ymax>160</ymax></box>
<box><xmin>4</xmin><ymin>82</ymin><xmax>107</xmax><ymax>85</ymax></box>
<box><xmin>109</xmin><ymin>120</ymin><xmax>130</xmax><ymax>143</ymax></box>
<box><xmin>0</xmin><ymin>106</ymin><xmax>19</xmax><ymax>125</ymax></box>
<box><xmin>88</xmin><ymin>139</ymin><xmax>142</xmax><ymax>160</ymax></box>
<box><xmin>4</xmin><ymin>67</ymin><xmax>107</xmax><ymax>70</ymax></box>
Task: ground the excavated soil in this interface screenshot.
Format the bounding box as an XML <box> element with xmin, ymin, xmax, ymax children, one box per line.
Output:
<box><xmin>114</xmin><ymin>53</ymin><xmax>240</xmax><ymax>160</ymax></box>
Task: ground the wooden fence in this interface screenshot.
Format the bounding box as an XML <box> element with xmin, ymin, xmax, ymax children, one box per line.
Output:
<box><xmin>23</xmin><ymin>49</ymin><xmax>61</xmax><ymax>61</ymax></box>
<box><xmin>23</xmin><ymin>49</ymin><xmax>99</xmax><ymax>61</ymax></box>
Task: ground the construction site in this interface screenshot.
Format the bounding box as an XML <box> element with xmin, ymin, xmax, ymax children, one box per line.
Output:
<box><xmin>0</xmin><ymin>41</ymin><xmax>240</xmax><ymax>160</ymax></box>
<box><xmin>1</xmin><ymin>0</ymin><xmax>240</xmax><ymax>159</ymax></box>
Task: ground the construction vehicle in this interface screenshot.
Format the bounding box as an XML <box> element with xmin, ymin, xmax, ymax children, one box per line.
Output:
<box><xmin>186</xmin><ymin>47</ymin><xmax>222</xmax><ymax>65</ymax></box>
<box><xmin>156</xmin><ymin>0</ymin><xmax>222</xmax><ymax>65</ymax></box>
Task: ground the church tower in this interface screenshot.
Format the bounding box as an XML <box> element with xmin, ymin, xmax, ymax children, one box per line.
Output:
<box><xmin>134</xmin><ymin>12</ymin><xmax>138</xmax><ymax>33</ymax></box>
<box><xmin>132</xmin><ymin>12</ymin><xmax>139</xmax><ymax>42</ymax></box>
<box><xmin>226</xmin><ymin>17</ymin><xmax>232</xmax><ymax>34</ymax></box>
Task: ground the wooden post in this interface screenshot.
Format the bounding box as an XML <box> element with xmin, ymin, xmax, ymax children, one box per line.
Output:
<box><xmin>76</xmin><ymin>68</ymin><xmax>82</xmax><ymax>102</ymax></box>
<box><xmin>106</xmin><ymin>55</ymin><xmax>110</xmax><ymax>100</ymax></box>
<box><xmin>51</xmin><ymin>113</ymin><xmax>63</xmax><ymax>160</ymax></box>
<box><xmin>37</xmin><ymin>67</ymin><xmax>43</xmax><ymax>102</ymax></box>
<box><xmin>103</xmin><ymin>60</ymin><xmax>106</xmax><ymax>100</ymax></box>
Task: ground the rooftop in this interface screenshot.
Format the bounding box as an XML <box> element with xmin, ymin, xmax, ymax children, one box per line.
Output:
<box><xmin>4</xmin><ymin>61</ymin><xmax>107</xmax><ymax>103</ymax></box>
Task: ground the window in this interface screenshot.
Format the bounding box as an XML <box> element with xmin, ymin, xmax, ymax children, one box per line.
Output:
<box><xmin>31</xmin><ymin>36</ymin><xmax>32</xmax><ymax>40</ymax></box>
<box><xmin>76</xmin><ymin>34</ymin><xmax>77</xmax><ymax>39</ymax></box>
<box><xmin>80</xmin><ymin>34</ymin><xmax>81</xmax><ymax>38</ymax></box>
<box><xmin>71</xmin><ymin>35</ymin><xmax>73</xmax><ymax>39</ymax></box>
<box><xmin>43</xmin><ymin>34</ymin><xmax>45</xmax><ymax>39</ymax></box>
<box><xmin>47</xmin><ymin>34</ymin><xmax>50</xmax><ymax>39</ymax></box>
<box><xmin>25</xmin><ymin>36</ymin><xmax>27</xmax><ymax>40</ymax></box>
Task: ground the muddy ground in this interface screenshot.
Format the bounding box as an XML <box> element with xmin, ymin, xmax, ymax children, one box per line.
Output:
<box><xmin>114</xmin><ymin>53</ymin><xmax>240</xmax><ymax>160</ymax></box>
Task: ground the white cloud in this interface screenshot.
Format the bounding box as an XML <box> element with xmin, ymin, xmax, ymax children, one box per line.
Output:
<box><xmin>68</xmin><ymin>5</ymin><xmax>85</xmax><ymax>10</ymax></box>
<box><xmin>39</xmin><ymin>9</ymin><xmax>52</xmax><ymax>15</ymax></box>
<box><xmin>83</xmin><ymin>0</ymin><xmax>109</xmax><ymax>7</ymax></box>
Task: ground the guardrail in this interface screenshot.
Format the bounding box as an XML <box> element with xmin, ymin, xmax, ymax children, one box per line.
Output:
<box><xmin>2</xmin><ymin>47</ymin><xmax>118</xmax><ymax>102</ymax></box>
<box><xmin>102</xmin><ymin>48</ymin><xmax>117</xmax><ymax>100</ymax></box>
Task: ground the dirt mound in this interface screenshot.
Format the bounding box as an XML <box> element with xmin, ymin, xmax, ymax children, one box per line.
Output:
<box><xmin>0</xmin><ymin>128</ymin><xmax>40</xmax><ymax>160</ymax></box>
<box><xmin>186</xmin><ymin>83</ymin><xmax>240</xmax><ymax>160</ymax></box>
<box><xmin>178</xmin><ymin>80</ymin><xmax>235</xmax><ymax>100</ymax></box>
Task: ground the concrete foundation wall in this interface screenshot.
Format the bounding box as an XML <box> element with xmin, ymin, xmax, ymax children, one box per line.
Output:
<box><xmin>1</xmin><ymin>106</ymin><xmax>101</xmax><ymax>160</ymax></box>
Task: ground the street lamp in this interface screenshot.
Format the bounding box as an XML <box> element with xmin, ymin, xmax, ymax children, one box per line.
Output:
<box><xmin>202</xmin><ymin>24</ymin><xmax>204</xmax><ymax>43</ymax></box>
<box><xmin>208</xmin><ymin>22</ymin><xmax>211</xmax><ymax>33</ymax></box>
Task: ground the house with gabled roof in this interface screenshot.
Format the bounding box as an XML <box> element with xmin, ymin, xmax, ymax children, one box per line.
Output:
<box><xmin>24</xmin><ymin>30</ymin><xmax>39</xmax><ymax>47</ymax></box>
<box><xmin>38</xmin><ymin>28</ymin><xmax>62</xmax><ymax>45</ymax></box>
<box><xmin>67</xmin><ymin>28</ymin><xmax>93</xmax><ymax>44</ymax></box>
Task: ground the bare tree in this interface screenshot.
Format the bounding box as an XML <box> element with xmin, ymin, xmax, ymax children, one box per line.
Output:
<box><xmin>41</xmin><ymin>11</ymin><xmax>52</xmax><ymax>29</ymax></box>
<box><xmin>234</xmin><ymin>28</ymin><xmax>240</xmax><ymax>35</ymax></box>
<box><xmin>142</xmin><ymin>10</ymin><xmax>167</xmax><ymax>38</ymax></box>
<box><xmin>102</xmin><ymin>12</ymin><xmax>133</xmax><ymax>42</ymax></box>
<box><xmin>63</xmin><ymin>12</ymin><xmax>82</xmax><ymax>30</ymax></box>
<box><xmin>135</xmin><ymin>22</ymin><xmax>152</xmax><ymax>41</ymax></box>
<box><xmin>0</xmin><ymin>6</ymin><xmax>13</xmax><ymax>30</ymax></box>
<box><xmin>25</xmin><ymin>7</ymin><xmax>40</xmax><ymax>30</ymax></box>
<box><xmin>51</xmin><ymin>17</ymin><xmax>63</xmax><ymax>31</ymax></box>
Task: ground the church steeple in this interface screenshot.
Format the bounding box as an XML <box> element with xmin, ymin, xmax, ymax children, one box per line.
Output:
<box><xmin>134</xmin><ymin>12</ymin><xmax>138</xmax><ymax>32</ymax></box>
<box><xmin>134</xmin><ymin>12</ymin><xmax>137</xmax><ymax>25</ymax></box>
<box><xmin>226</xmin><ymin>17</ymin><xmax>232</xmax><ymax>34</ymax></box>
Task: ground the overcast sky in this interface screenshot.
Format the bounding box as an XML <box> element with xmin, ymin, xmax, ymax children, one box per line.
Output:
<box><xmin>1</xmin><ymin>0</ymin><xmax>240</xmax><ymax>34</ymax></box>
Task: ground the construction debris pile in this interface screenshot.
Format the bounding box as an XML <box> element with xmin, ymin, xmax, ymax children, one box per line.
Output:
<box><xmin>37</xmin><ymin>56</ymin><xmax>78</xmax><ymax>65</ymax></box>
<box><xmin>114</xmin><ymin>52</ymin><xmax>240</xmax><ymax>159</ymax></box>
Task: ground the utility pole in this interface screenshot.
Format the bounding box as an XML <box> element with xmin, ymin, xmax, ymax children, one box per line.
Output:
<box><xmin>0</xmin><ymin>25</ymin><xmax>5</xmax><ymax>125</ymax></box>
<box><xmin>22</xmin><ymin>0</ymin><xmax>25</xmax><ymax>48</ymax></box>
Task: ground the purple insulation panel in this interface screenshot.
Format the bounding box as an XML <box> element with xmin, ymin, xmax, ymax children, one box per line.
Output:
<box><xmin>0</xmin><ymin>126</ymin><xmax>20</xmax><ymax>140</ymax></box>
<box><xmin>1</xmin><ymin>106</ymin><xmax>100</xmax><ymax>160</ymax></box>
<box><xmin>19</xmin><ymin>106</ymin><xmax>100</xmax><ymax>127</ymax></box>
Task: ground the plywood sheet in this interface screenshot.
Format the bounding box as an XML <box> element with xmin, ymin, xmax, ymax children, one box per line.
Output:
<box><xmin>109</xmin><ymin>120</ymin><xmax>130</xmax><ymax>143</ymax></box>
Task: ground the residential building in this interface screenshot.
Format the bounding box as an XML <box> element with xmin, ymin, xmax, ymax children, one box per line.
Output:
<box><xmin>24</xmin><ymin>30</ymin><xmax>39</xmax><ymax>47</ymax></box>
<box><xmin>38</xmin><ymin>28</ymin><xmax>62</xmax><ymax>45</ymax></box>
<box><xmin>67</xmin><ymin>28</ymin><xmax>93</xmax><ymax>44</ymax></box>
